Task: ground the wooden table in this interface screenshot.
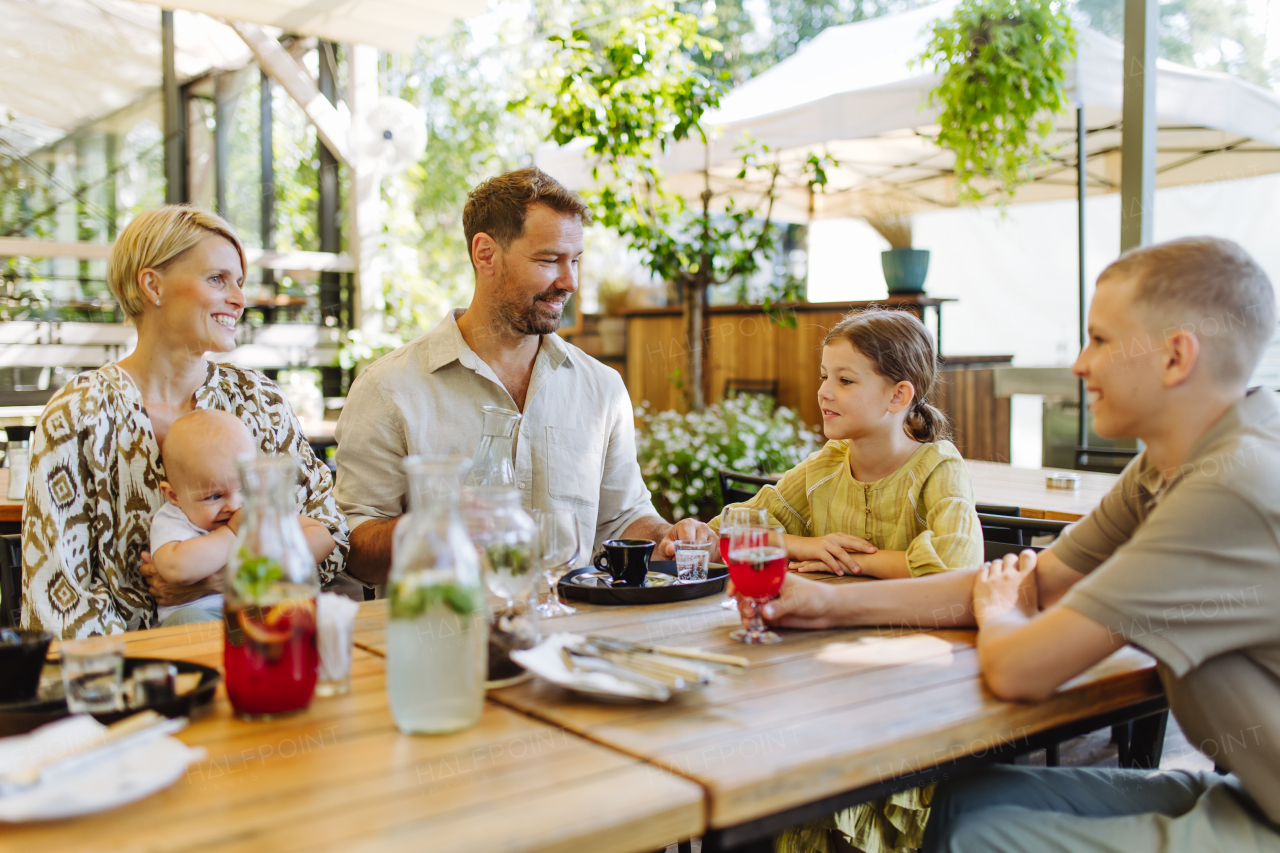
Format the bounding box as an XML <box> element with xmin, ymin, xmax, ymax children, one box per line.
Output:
<box><xmin>12</xmin><ymin>617</ymin><xmax>704</xmax><ymax>853</ymax></box>
<box><xmin>965</xmin><ymin>460</ymin><xmax>1118</xmax><ymax>521</ymax></box>
<box><xmin>357</xmin><ymin>590</ymin><xmax>1164</xmax><ymax>850</ymax></box>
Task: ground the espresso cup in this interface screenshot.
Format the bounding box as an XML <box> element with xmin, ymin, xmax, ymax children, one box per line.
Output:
<box><xmin>593</xmin><ymin>539</ymin><xmax>655</xmax><ymax>587</ymax></box>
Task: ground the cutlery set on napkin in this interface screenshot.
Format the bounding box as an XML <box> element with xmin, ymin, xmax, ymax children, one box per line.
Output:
<box><xmin>0</xmin><ymin>711</ymin><xmax>205</xmax><ymax>822</ymax></box>
<box><xmin>512</xmin><ymin>633</ymin><xmax>747</xmax><ymax>701</ymax></box>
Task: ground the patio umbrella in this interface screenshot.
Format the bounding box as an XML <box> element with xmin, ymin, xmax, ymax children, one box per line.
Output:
<box><xmin>537</xmin><ymin>0</ymin><xmax>1280</xmax><ymax>221</ymax></box>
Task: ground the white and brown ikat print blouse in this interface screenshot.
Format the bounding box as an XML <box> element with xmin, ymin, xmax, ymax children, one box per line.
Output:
<box><xmin>21</xmin><ymin>361</ymin><xmax>349</xmax><ymax>638</ymax></box>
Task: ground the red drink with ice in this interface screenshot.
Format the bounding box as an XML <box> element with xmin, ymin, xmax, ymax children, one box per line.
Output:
<box><xmin>224</xmin><ymin>595</ymin><xmax>318</xmax><ymax>717</ymax></box>
<box><xmin>727</xmin><ymin>546</ymin><xmax>787</xmax><ymax>599</ymax></box>
<box><xmin>719</xmin><ymin>534</ymin><xmax>731</xmax><ymax>566</ymax></box>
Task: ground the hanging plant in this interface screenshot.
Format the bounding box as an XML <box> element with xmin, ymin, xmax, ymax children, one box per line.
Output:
<box><xmin>917</xmin><ymin>0</ymin><xmax>1077</xmax><ymax>205</ymax></box>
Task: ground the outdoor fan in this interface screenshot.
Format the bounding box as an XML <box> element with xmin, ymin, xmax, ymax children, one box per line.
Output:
<box><xmin>354</xmin><ymin>97</ymin><xmax>428</xmax><ymax>176</ymax></box>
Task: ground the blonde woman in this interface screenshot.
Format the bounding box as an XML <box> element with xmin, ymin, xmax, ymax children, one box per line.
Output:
<box><xmin>21</xmin><ymin>206</ymin><xmax>349</xmax><ymax>638</ymax></box>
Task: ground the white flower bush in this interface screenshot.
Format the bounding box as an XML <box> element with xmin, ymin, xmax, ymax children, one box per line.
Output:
<box><xmin>635</xmin><ymin>395</ymin><xmax>822</xmax><ymax>521</ymax></box>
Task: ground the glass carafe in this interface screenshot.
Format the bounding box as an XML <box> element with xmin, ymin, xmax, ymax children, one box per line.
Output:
<box><xmin>387</xmin><ymin>456</ymin><xmax>487</xmax><ymax>735</ymax></box>
<box><xmin>223</xmin><ymin>455</ymin><xmax>319</xmax><ymax>720</ymax></box>
<box><xmin>462</xmin><ymin>487</ymin><xmax>539</xmax><ymax>683</ymax></box>
<box><xmin>463</xmin><ymin>406</ymin><xmax>521</xmax><ymax>489</ymax></box>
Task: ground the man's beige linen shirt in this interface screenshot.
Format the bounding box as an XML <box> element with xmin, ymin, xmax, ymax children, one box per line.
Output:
<box><xmin>334</xmin><ymin>309</ymin><xmax>658</xmax><ymax>559</ymax></box>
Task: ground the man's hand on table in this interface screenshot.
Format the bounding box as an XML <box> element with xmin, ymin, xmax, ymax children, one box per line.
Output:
<box><xmin>656</xmin><ymin>517</ymin><xmax>714</xmax><ymax>559</ymax></box>
<box><xmin>140</xmin><ymin>551</ymin><xmax>222</xmax><ymax>607</ymax></box>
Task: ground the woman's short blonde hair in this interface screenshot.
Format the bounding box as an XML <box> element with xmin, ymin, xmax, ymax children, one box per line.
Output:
<box><xmin>108</xmin><ymin>205</ymin><xmax>246</xmax><ymax>322</ymax></box>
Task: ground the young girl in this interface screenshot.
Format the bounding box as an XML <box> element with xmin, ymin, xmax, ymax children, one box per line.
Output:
<box><xmin>710</xmin><ymin>308</ymin><xmax>982</xmax><ymax>853</ymax></box>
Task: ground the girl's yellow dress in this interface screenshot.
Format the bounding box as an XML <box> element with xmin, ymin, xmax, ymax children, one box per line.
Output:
<box><xmin>711</xmin><ymin>439</ymin><xmax>982</xmax><ymax>853</ymax></box>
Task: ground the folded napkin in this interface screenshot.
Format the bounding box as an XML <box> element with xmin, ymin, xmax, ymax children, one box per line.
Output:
<box><xmin>510</xmin><ymin>633</ymin><xmax>668</xmax><ymax>701</ymax></box>
<box><xmin>0</xmin><ymin>715</ymin><xmax>205</xmax><ymax>822</ymax></box>
<box><xmin>317</xmin><ymin>592</ymin><xmax>360</xmax><ymax>684</ymax></box>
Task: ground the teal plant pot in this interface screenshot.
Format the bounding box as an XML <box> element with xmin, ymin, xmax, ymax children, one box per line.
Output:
<box><xmin>881</xmin><ymin>248</ymin><xmax>930</xmax><ymax>294</ymax></box>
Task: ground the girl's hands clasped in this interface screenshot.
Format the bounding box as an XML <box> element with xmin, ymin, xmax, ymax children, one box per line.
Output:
<box><xmin>786</xmin><ymin>532</ymin><xmax>877</xmax><ymax>575</ymax></box>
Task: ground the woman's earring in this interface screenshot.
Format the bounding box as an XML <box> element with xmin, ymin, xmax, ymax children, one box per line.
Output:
<box><xmin>155</xmin><ymin>299</ymin><xmax>161</xmax><ymax>307</ymax></box>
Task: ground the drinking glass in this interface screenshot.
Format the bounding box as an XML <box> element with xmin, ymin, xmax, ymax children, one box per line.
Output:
<box><xmin>61</xmin><ymin>636</ymin><xmax>125</xmax><ymax>712</ymax></box>
<box><xmin>674</xmin><ymin>539</ymin><xmax>712</xmax><ymax>583</ymax></box>
<box><xmin>718</xmin><ymin>507</ymin><xmax>769</xmax><ymax>609</ymax></box>
<box><xmin>727</xmin><ymin>523</ymin><xmax>787</xmax><ymax>644</ymax></box>
<box><xmin>534</xmin><ymin>508</ymin><xmax>580</xmax><ymax>617</ymax></box>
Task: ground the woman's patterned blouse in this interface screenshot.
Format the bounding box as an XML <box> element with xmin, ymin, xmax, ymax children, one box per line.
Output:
<box><xmin>21</xmin><ymin>361</ymin><xmax>350</xmax><ymax>638</ymax></box>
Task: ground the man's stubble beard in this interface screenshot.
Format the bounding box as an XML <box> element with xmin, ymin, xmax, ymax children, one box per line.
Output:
<box><xmin>493</xmin><ymin>260</ymin><xmax>565</xmax><ymax>337</ymax></box>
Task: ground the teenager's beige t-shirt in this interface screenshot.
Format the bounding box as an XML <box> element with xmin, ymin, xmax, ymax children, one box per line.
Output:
<box><xmin>1052</xmin><ymin>388</ymin><xmax>1280</xmax><ymax>824</ymax></box>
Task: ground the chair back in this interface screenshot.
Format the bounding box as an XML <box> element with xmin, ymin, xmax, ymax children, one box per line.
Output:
<box><xmin>723</xmin><ymin>378</ymin><xmax>778</xmax><ymax>401</ymax></box>
<box><xmin>0</xmin><ymin>533</ymin><xmax>21</xmax><ymax>628</ymax></box>
<box><xmin>976</xmin><ymin>504</ymin><xmax>1070</xmax><ymax>547</ymax></box>
<box><xmin>982</xmin><ymin>540</ymin><xmax>1045</xmax><ymax>561</ymax></box>
<box><xmin>717</xmin><ymin>469</ymin><xmax>778</xmax><ymax>507</ymax></box>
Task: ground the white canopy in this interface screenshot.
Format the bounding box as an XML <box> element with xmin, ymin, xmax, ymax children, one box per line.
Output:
<box><xmin>0</xmin><ymin>0</ymin><xmax>486</xmax><ymax>155</ymax></box>
<box><xmin>537</xmin><ymin>1</ymin><xmax>1280</xmax><ymax>222</ymax></box>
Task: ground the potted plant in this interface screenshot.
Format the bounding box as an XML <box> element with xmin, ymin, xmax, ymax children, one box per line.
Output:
<box><xmin>867</xmin><ymin>216</ymin><xmax>929</xmax><ymax>294</ymax></box>
<box><xmin>917</xmin><ymin>0</ymin><xmax>1077</xmax><ymax>205</ymax></box>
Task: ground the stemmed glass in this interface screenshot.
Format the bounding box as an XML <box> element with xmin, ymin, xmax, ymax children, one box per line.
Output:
<box><xmin>534</xmin><ymin>508</ymin><xmax>580</xmax><ymax>617</ymax></box>
<box><xmin>727</xmin><ymin>522</ymin><xmax>787</xmax><ymax>644</ymax></box>
<box><xmin>719</xmin><ymin>507</ymin><xmax>769</xmax><ymax>610</ymax></box>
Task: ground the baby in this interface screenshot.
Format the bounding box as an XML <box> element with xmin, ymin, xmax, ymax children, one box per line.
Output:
<box><xmin>150</xmin><ymin>409</ymin><xmax>335</xmax><ymax>627</ymax></box>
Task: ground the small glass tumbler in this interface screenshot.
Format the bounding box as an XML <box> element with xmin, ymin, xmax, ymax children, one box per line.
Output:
<box><xmin>674</xmin><ymin>540</ymin><xmax>712</xmax><ymax>583</ymax></box>
<box><xmin>61</xmin><ymin>636</ymin><xmax>125</xmax><ymax>713</ymax></box>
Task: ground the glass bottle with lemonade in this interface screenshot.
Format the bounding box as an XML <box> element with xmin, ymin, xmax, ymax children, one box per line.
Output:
<box><xmin>387</xmin><ymin>456</ymin><xmax>488</xmax><ymax>734</ymax></box>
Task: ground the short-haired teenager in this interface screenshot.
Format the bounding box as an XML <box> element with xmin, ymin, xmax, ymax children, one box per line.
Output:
<box><xmin>335</xmin><ymin>168</ymin><xmax>711</xmax><ymax>584</ymax></box>
<box><xmin>754</xmin><ymin>237</ymin><xmax>1280</xmax><ymax>852</ymax></box>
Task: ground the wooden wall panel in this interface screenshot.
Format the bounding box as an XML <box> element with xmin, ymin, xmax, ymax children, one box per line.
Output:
<box><xmin>776</xmin><ymin>309</ymin><xmax>845</xmax><ymax>427</ymax></box>
<box><xmin>935</xmin><ymin>367</ymin><xmax>1011</xmax><ymax>463</ymax></box>
<box><xmin>705</xmin><ymin>313</ymin><xmax>778</xmax><ymax>405</ymax></box>
<box><xmin>625</xmin><ymin>314</ymin><xmax>690</xmax><ymax>412</ymax></box>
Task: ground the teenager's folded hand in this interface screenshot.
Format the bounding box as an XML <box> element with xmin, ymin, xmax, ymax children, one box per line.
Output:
<box><xmin>747</xmin><ymin>574</ymin><xmax>836</xmax><ymax>630</ymax></box>
<box><xmin>973</xmin><ymin>550</ymin><xmax>1039</xmax><ymax>625</ymax></box>
<box><xmin>786</xmin><ymin>533</ymin><xmax>876</xmax><ymax>575</ymax></box>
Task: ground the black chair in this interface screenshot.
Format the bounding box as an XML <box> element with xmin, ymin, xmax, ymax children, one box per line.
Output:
<box><xmin>0</xmin><ymin>533</ymin><xmax>21</xmax><ymax>628</ymax></box>
<box><xmin>977</xmin><ymin>505</ymin><xmax>1070</xmax><ymax>547</ymax></box>
<box><xmin>717</xmin><ymin>469</ymin><xmax>778</xmax><ymax>506</ymax></box>
<box><xmin>723</xmin><ymin>378</ymin><xmax>778</xmax><ymax>401</ymax></box>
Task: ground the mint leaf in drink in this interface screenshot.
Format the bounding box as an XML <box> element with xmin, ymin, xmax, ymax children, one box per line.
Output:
<box><xmin>484</xmin><ymin>541</ymin><xmax>532</xmax><ymax>576</ymax></box>
<box><xmin>391</xmin><ymin>580</ymin><xmax>483</xmax><ymax>619</ymax></box>
<box><xmin>234</xmin><ymin>553</ymin><xmax>284</xmax><ymax>600</ymax></box>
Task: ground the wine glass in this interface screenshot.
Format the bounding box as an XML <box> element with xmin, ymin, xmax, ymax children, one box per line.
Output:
<box><xmin>719</xmin><ymin>507</ymin><xmax>769</xmax><ymax>610</ymax></box>
<box><xmin>727</xmin><ymin>522</ymin><xmax>787</xmax><ymax>644</ymax></box>
<box><xmin>534</xmin><ymin>508</ymin><xmax>580</xmax><ymax>617</ymax></box>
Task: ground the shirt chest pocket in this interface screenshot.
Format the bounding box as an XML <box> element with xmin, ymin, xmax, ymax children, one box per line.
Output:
<box><xmin>545</xmin><ymin>425</ymin><xmax>604</xmax><ymax>505</ymax></box>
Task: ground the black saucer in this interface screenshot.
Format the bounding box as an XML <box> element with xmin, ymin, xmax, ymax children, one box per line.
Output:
<box><xmin>558</xmin><ymin>560</ymin><xmax>728</xmax><ymax>606</ymax></box>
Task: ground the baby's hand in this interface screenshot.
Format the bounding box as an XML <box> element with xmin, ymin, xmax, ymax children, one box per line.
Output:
<box><xmin>225</xmin><ymin>508</ymin><xmax>245</xmax><ymax>534</ymax></box>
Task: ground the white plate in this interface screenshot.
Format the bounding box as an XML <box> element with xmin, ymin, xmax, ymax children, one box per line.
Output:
<box><xmin>511</xmin><ymin>634</ymin><xmax>670</xmax><ymax>702</ymax></box>
<box><xmin>0</xmin><ymin>719</ymin><xmax>206</xmax><ymax>822</ymax></box>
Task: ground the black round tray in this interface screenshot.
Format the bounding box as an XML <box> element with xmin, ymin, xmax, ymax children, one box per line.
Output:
<box><xmin>559</xmin><ymin>560</ymin><xmax>728</xmax><ymax>605</ymax></box>
<box><xmin>0</xmin><ymin>656</ymin><xmax>221</xmax><ymax>736</ymax></box>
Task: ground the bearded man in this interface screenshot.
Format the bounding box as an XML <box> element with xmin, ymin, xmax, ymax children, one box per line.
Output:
<box><xmin>335</xmin><ymin>168</ymin><xmax>709</xmax><ymax>584</ymax></box>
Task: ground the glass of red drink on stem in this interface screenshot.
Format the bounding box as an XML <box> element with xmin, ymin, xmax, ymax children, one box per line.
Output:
<box><xmin>719</xmin><ymin>507</ymin><xmax>769</xmax><ymax>611</ymax></box>
<box><xmin>727</xmin><ymin>522</ymin><xmax>787</xmax><ymax>644</ymax></box>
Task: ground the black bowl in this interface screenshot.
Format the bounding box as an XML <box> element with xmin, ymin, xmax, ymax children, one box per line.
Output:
<box><xmin>0</xmin><ymin>629</ymin><xmax>53</xmax><ymax>702</ymax></box>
